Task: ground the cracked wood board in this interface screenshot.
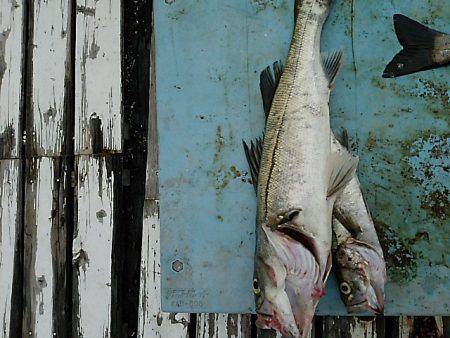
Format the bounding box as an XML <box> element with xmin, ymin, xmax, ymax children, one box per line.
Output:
<box><xmin>72</xmin><ymin>155</ymin><xmax>119</xmax><ymax>338</ymax></box>
<box><xmin>138</xmin><ymin>200</ymin><xmax>190</xmax><ymax>338</ymax></box>
<box><xmin>23</xmin><ymin>158</ymin><xmax>69</xmax><ymax>337</ymax></box>
<box><xmin>0</xmin><ymin>159</ymin><xmax>21</xmax><ymax>337</ymax></box>
<box><xmin>196</xmin><ymin>314</ymin><xmax>252</xmax><ymax>338</ymax></box>
<box><xmin>75</xmin><ymin>0</ymin><xmax>122</xmax><ymax>154</ymax></box>
<box><xmin>0</xmin><ymin>0</ymin><xmax>23</xmax><ymax>159</ymax></box>
<box><xmin>26</xmin><ymin>0</ymin><xmax>72</xmax><ymax>156</ymax></box>
<box><xmin>157</xmin><ymin>0</ymin><xmax>449</xmax><ymax>315</ymax></box>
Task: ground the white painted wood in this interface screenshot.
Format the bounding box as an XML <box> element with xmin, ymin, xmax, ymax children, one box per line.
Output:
<box><xmin>29</xmin><ymin>0</ymin><xmax>71</xmax><ymax>156</ymax></box>
<box><xmin>23</xmin><ymin>158</ymin><xmax>55</xmax><ymax>337</ymax></box>
<box><xmin>138</xmin><ymin>201</ymin><xmax>190</xmax><ymax>338</ymax></box>
<box><xmin>0</xmin><ymin>159</ymin><xmax>20</xmax><ymax>337</ymax></box>
<box><xmin>349</xmin><ymin>318</ymin><xmax>377</xmax><ymax>338</ymax></box>
<box><xmin>435</xmin><ymin>317</ymin><xmax>444</xmax><ymax>337</ymax></box>
<box><xmin>0</xmin><ymin>0</ymin><xmax>23</xmax><ymax>158</ymax></box>
<box><xmin>75</xmin><ymin>0</ymin><xmax>122</xmax><ymax>154</ymax></box>
<box><xmin>196</xmin><ymin>313</ymin><xmax>253</xmax><ymax>338</ymax></box>
<box><xmin>73</xmin><ymin>155</ymin><xmax>115</xmax><ymax>337</ymax></box>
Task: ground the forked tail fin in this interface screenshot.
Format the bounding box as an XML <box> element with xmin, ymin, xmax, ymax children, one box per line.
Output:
<box><xmin>383</xmin><ymin>14</ymin><xmax>449</xmax><ymax>78</ymax></box>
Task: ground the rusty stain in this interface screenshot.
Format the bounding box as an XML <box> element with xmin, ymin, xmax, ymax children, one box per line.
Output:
<box><xmin>230</xmin><ymin>165</ymin><xmax>242</xmax><ymax>178</ymax></box>
<box><xmin>374</xmin><ymin>219</ymin><xmax>418</xmax><ymax>283</ymax></box>
<box><xmin>77</xmin><ymin>5</ymin><xmax>96</xmax><ymax>16</ymax></box>
<box><xmin>0</xmin><ymin>29</ymin><xmax>11</xmax><ymax>88</ymax></box>
<box><xmin>365</xmin><ymin>132</ymin><xmax>377</xmax><ymax>151</ymax></box>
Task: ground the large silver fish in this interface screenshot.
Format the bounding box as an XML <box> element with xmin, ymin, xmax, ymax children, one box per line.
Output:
<box><xmin>245</xmin><ymin>75</ymin><xmax>386</xmax><ymax>321</ymax></box>
<box><xmin>249</xmin><ymin>0</ymin><xmax>357</xmax><ymax>336</ymax></box>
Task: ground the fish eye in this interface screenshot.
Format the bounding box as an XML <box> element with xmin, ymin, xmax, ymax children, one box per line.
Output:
<box><xmin>340</xmin><ymin>282</ymin><xmax>352</xmax><ymax>295</ymax></box>
<box><xmin>253</xmin><ymin>278</ymin><xmax>261</xmax><ymax>295</ymax></box>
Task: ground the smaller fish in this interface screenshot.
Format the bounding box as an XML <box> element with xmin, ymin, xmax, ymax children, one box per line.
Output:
<box><xmin>383</xmin><ymin>14</ymin><xmax>450</xmax><ymax>78</ymax></box>
<box><xmin>332</xmin><ymin>218</ymin><xmax>386</xmax><ymax>314</ymax></box>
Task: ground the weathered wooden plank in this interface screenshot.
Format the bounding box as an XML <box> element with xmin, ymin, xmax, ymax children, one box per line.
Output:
<box><xmin>398</xmin><ymin>316</ymin><xmax>445</xmax><ymax>338</ymax></box>
<box><xmin>26</xmin><ymin>0</ymin><xmax>72</xmax><ymax>156</ymax></box>
<box><xmin>320</xmin><ymin>316</ymin><xmax>379</xmax><ymax>338</ymax></box>
<box><xmin>138</xmin><ymin>22</ymin><xmax>189</xmax><ymax>335</ymax></box>
<box><xmin>0</xmin><ymin>0</ymin><xmax>23</xmax><ymax>159</ymax></box>
<box><xmin>0</xmin><ymin>159</ymin><xmax>21</xmax><ymax>337</ymax></box>
<box><xmin>138</xmin><ymin>200</ymin><xmax>190</xmax><ymax>338</ymax></box>
<box><xmin>23</xmin><ymin>157</ymin><xmax>69</xmax><ymax>337</ymax></box>
<box><xmin>74</xmin><ymin>0</ymin><xmax>122</xmax><ymax>154</ymax></box>
<box><xmin>196</xmin><ymin>314</ymin><xmax>252</xmax><ymax>338</ymax></box>
<box><xmin>72</xmin><ymin>155</ymin><xmax>119</xmax><ymax>338</ymax></box>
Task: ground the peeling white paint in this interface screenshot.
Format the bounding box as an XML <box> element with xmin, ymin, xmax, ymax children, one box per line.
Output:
<box><xmin>138</xmin><ymin>202</ymin><xmax>189</xmax><ymax>338</ymax></box>
<box><xmin>0</xmin><ymin>0</ymin><xmax>23</xmax><ymax>158</ymax></box>
<box><xmin>28</xmin><ymin>158</ymin><xmax>55</xmax><ymax>336</ymax></box>
<box><xmin>75</xmin><ymin>0</ymin><xmax>122</xmax><ymax>154</ymax></box>
<box><xmin>73</xmin><ymin>155</ymin><xmax>114</xmax><ymax>337</ymax></box>
<box><xmin>29</xmin><ymin>0</ymin><xmax>71</xmax><ymax>156</ymax></box>
<box><xmin>0</xmin><ymin>159</ymin><xmax>20</xmax><ymax>337</ymax></box>
<box><xmin>349</xmin><ymin>318</ymin><xmax>377</xmax><ymax>338</ymax></box>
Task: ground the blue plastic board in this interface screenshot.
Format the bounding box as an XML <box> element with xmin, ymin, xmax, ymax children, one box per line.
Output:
<box><xmin>157</xmin><ymin>0</ymin><xmax>449</xmax><ymax>315</ymax></box>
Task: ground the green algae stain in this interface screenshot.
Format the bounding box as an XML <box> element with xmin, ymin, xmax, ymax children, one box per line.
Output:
<box><xmin>374</xmin><ymin>220</ymin><xmax>418</xmax><ymax>283</ymax></box>
<box><xmin>401</xmin><ymin>133</ymin><xmax>450</xmax><ymax>221</ymax></box>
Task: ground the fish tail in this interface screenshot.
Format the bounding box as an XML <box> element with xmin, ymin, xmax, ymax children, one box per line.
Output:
<box><xmin>383</xmin><ymin>14</ymin><xmax>446</xmax><ymax>78</ymax></box>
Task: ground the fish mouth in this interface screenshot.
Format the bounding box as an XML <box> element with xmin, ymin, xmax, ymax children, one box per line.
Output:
<box><xmin>348</xmin><ymin>300</ymin><xmax>383</xmax><ymax>314</ymax></box>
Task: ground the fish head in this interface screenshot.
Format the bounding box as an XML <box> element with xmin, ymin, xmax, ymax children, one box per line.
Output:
<box><xmin>254</xmin><ymin>224</ymin><xmax>322</xmax><ymax>337</ymax></box>
<box><xmin>334</xmin><ymin>239</ymin><xmax>386</xmax><ymax>314</ymax></box>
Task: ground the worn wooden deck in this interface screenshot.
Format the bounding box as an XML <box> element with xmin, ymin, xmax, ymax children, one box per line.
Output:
<box><xmin>0</xmin><ymin>1</ymin><xmax>448</xmax><ymax>337</ymax></box>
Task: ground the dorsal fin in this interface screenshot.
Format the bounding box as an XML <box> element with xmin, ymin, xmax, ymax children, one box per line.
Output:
<box><xmin>259</xmin><ymin>61</ymin><xmax>284</xmax><ymax>119</ymax></box>
<box><xmin>322</xmin><ymin>50</ymin><xmax>343</xmax><ymax>87</ymax></box>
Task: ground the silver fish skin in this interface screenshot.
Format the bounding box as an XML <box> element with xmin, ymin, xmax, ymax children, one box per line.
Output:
<box><xmin>254</xmin><ymin>0</ymin><xmax>357</xmax><ymax>336</ymax></box>
<box><xmin>331</xmin><ymin>136</ymin><xmax>387</xmax><ymax>314</ymax></box>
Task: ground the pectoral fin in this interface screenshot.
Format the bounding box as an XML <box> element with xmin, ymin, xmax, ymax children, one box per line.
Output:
<box><xmin>327</xmin><ymin>151</ymin><xmax>359</xmax><ymax>197</ymax></box>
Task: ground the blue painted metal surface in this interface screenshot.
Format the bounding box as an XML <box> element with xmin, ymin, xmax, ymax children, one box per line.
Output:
<box><xmin>158</xmin><ymin>0</ymin><xmax>449</xmax><ymax>315</ymax></box>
